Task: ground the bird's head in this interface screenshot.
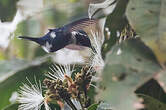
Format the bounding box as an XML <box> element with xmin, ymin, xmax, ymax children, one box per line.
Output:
<box><xmin>18</xmin><ymin>28</ymin><xmax>70</xmax><ymax>53</ymax></box>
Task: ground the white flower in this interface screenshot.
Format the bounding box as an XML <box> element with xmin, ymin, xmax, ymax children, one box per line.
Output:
<box><xmin>46</xmin><ymin>64</ymin><xmax>75</xmax><ymax>81</ymax></box>
<box><xmin>17</xmin><ymin>78</ymin><xmax>49</xmax><ymax>110</ymax></box>
<box><xmin>64</xmin><ymin>98</ymin><xmax>82</xmax><ymax>110</ymax></box>
<box><xmin>71</xmin><ymin>98</ymin><xmax>82</xmax><ymax>110</ymax></box>
<box><xmin>9</xmin><ymin>91</ymin><xmax>18</xmax><ymax>103</ymax></box>
<box><xmin>89</xmin><ymin>30</ymin><xmax>105</xmax><ymax>72</ymax></box>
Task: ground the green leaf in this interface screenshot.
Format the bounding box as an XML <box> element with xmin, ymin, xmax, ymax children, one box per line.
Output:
<box><xmin>2</xmin><ymin>103</ymin><xmax>19</xmax><ymax>110</ymax></box>
<box><xmin>0</xmin><ymin>55</ymin><xmax>53</xmax><ymax>109</ymax></box>
<box><xmin>0</xmin><ymin>59</ymin><xmax>28</xmax><ymax>83</ymax></box>
<box><xmin>0</xmin><ymin>0</ymin><xmax>19</xmax><ymax>21</ymax></box>
<box><xmin>154</xmin><ymin>70</ymin><xmax>166</xmax><ymax>94</ymax></box>
<box><xmin>0</xmin><ymin>55</ymin><xmax>51</xmax><ymax>83</ymax></box>
<box><xmin>138</xmin><ymin>94</ymin><xmax>166</xmax><ymax>110</ymax></box>
<box><xmin>136</xmin><ymin>79</ymin><xmax>166</xmax><ymax>104</ymax></box>
<box><xmin>97</xmin><ymin>39</ymin><xmax>162</xmax><ymax>110</ymax></box>
<box><xmin>102</xmin><ymin>0</ymin><xmax>130</xmax><ymax>57</ymax></box>
<box><xmin>126</xmin><ymin>0</ymin><xmax>166</xmax><ymax>65</ymax></box>
<box><xmin>88</xmin><ymin>103</ymin><xmax>99</xmax><ymax>110</ymax></box>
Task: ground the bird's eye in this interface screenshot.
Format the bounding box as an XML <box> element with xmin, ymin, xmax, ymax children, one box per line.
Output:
<box><xmin>50</xmin><ymin>32</ymin><xmax>56</xmax><ymax>38</ymax></box>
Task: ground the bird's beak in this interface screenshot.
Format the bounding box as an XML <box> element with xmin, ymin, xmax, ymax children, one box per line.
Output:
<box><xmin>18</xmin><ymin>36</ymin><xmax>44</xmax><ymax>45</ymax></box>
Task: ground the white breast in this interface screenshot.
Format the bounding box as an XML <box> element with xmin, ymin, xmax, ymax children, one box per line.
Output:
<box><xmin>42</xmin><ymin>41</ymin><xmax>52</xmax><ymax>53</ymax></box>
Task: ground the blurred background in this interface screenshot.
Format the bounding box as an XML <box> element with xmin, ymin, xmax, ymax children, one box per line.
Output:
<box><xmin>0</xmin><ymin>0</ymin><xmax>104</xmax><ymax>109</ymax></box>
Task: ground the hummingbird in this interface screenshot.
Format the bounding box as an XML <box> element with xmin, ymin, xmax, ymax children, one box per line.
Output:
<box><xmin>18</xmin><ymin>18</ymin><xmax>98</xmax><ymax>53</ymax></box>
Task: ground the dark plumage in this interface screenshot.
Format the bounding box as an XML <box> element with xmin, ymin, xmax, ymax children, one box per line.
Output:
<box><xmin>18</xmin><ymin>18</ymin><xmax>98</xmax><ymax>53</ymax></box>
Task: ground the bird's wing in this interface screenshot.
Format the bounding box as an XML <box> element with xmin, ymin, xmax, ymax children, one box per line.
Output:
<box><xmin>65</xmin><ymin>30</ymin><xmax>92</xmax><ymax>50</ymax></box>
<box><xmin>64</xmin><ymin>18</ymin><xmax>99</xmax><ymax>34</ymax></box>
<box><xmin>65</xmin><ymin>44</ymin><xmax>85</xmax><ymax>50</ymax></box>
<box><xmin>64</xmin><ymin>18</ymin><xmax>103</xmax><ymax>51</ymax></box>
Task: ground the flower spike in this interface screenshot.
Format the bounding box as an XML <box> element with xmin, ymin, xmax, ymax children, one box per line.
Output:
<box><xmin>46</xmin><ymin>64</ymin><xmax>75</xmax><ymax>81</ymax></box>
<box><xmin>89</xmin><ymin>30</ymin><xmax>105</xmax><ymax>72</ymax></box>
<box><xmin>17</xmin><ymin>78</ymin><xmax>50</xmax><ymax>110</ymax></box>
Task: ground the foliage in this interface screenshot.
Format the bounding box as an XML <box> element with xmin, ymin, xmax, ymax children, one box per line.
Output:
<box><xmin>97</xmin><ymin>39</ymin><xmax>162</xmax><ymax>110</ymax></box>
<box><xmin>126</xmin><ymin>0</ymin><xmax>166</xmax><ymax>65</ymax></box>
<box><xmin>96</xmin><ymin>0</ymin><xmax>166</xmax><ymax>110</ymax></box>
<box><xmin>87</xmin><ymin>103</ymin><xmax>99</xmax><ymax>110</ymax></box>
